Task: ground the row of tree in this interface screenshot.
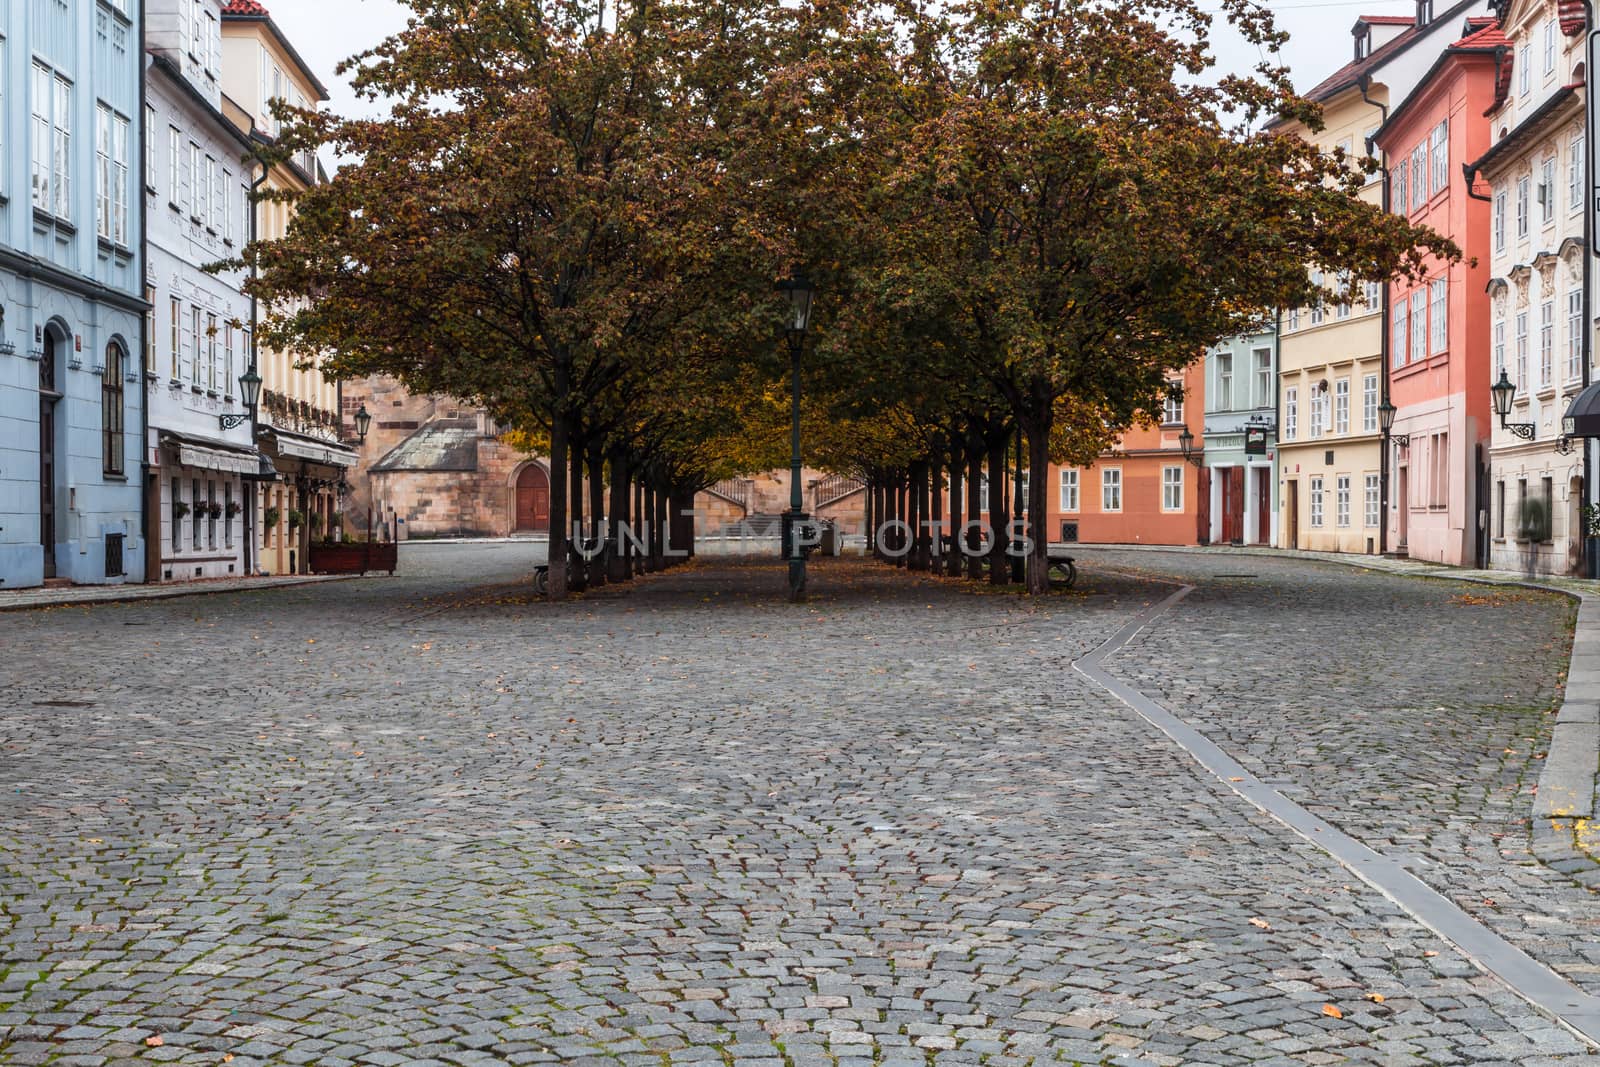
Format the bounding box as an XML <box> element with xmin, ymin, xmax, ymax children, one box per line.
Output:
<box><xmin>245</xmin><ymin>0</ymin><xmax>1457</xmax><ymax>596</ymax></box>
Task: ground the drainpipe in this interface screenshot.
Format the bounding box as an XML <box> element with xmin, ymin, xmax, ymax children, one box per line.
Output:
<box><xmin>1361</xmin><ymin>73</ymin><xmax>1391</xmax><ymax>555</ymax></box>
<box><xmin>1461</xmin><ymin>162</ymin><xmax>1493</xmax><ymax>569</ymax></box>
<box><xmin>1583</xmin><ymin>12</ymin><xmax>1594</xmax><ymax>575</ymax></box>
<box><xmin>246</xmin><ymin>156</ymin><xmax>268</xmax><ymax>575</ymax></box>
<box><xmin>1273</xmin><ymin>310</ymin><xmax>1282</xmax><ymax>546</ymax></box>
<box><xmin>138</xmin><ymin>0</ymin><xmax>152</xmax><ymax>582</ymax></box>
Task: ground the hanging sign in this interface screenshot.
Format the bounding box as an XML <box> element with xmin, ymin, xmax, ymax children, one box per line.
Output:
<box><xmin>1245</xmin><ymin>427</ymin><xmax>1269</xmax><ymax>455</ymax></box>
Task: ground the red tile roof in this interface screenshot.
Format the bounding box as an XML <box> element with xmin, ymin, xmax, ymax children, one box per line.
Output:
<box><xmin>221</xmin><ymin>0</ymin><xmax>270</xmax><ymax>15</ymax></box>
<box><xmin>1453</xmin><ymin>19</ymin><xmax>1509</xmax><ymax>49</ymax></box>
<box><xmin>1300</xmin><ymin>1</ymin><xmax>1477</xmax><ymax>104</ymax></box>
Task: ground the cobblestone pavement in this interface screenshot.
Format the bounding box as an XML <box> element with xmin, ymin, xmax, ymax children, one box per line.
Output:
<box><xmin>0</xmin><ymin>544</ymin><xmax>1592</xmax><ymax>1065</ymax></box>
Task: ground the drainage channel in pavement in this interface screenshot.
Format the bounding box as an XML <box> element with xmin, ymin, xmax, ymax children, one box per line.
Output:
<box><xmin>1072</xmin><ymin>578</ymin><xmax>1600</xmax><ymax>1048</ymax></box>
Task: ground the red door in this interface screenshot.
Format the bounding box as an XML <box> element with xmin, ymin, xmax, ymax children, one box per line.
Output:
<box><xmin>1221</xmin><ymin>467</ymin><xmax>1245</xmax><ymax>544</ymax></box>
<box><xmin>515</xmin><ymin>464</ymin><xmax>550</xmax><ymax>532</ymax></box>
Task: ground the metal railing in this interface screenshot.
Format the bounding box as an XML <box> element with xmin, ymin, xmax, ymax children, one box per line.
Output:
<box><xmin>811</xmin><ymin>473</ymin><xmax>864</xmax><ymax>511</ymax></box>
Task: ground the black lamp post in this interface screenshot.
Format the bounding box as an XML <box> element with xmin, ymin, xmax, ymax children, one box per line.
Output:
<box><xmin>1491</xmin><ymin>369</ymin><xmax>1537</xmax><ymax>441</ymax></box>
<box><xmin>1178</xmin><ymin>426</ymin><xmax>1204</xmax><ymax>469</ymax></box>
<box><xmin>777</xmin><ymin>271</ymin><xmax>816</xmax><ymax>602</ymax></box>
<box><xmin>219</xmin><ymin>367</ymin><xmax>262</xmax><ymax>430</ymax></box>
<box><xmin>355</xmin><ymin>403</ymin><xmax>372</xmax><ymax>443</ymax></box>
<box><xmin>1378</xmin><ymin>399</ymin><xmax>1409</xmax><ymax>449</ymax></box>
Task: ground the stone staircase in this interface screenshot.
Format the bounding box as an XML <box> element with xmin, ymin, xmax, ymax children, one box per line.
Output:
<box><xmin>716</xmin><ymin>512</ymin><xmax>784</xmax><ymax>538</ymax></box>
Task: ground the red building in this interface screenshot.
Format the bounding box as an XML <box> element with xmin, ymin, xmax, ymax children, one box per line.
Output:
<box><xmin>1373</xmin><ymin>17</ymin><xmax>1500</xmax><ymax>565</ymax></box>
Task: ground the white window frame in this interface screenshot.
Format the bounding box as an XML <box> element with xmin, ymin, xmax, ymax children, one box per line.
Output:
<box><xmin>1517</xmin><ymin>175</ymin><xmax>1530</xmax><ymax>238</ymax></box>
<box><xmin>1493</xmin><ymin>318</ymin><xmax>1506</xmax><ymax>377</ymax></box>
<box><xmin>1365</xmin><ymin>474</ymin><xmax>1381</xmax><ymax>527</ymax></box>
<box><xmin>1336</xmin><ymin>475</ymin><xmax>1352</xmax><ymax>528</ymax></box>
<box><xmin>1162</xmin><ymin>466</ymin><xmax>1184</xmax><ymax>513</ymax></box>
<box><xmin>1410</xmin><ymin>144</ymin><xmax>1427</xmax><ymax>208</ymax></box>
<box><xmin>1572</xmin><ymin>134</ymin><xmax>1586</xmax><ymax>211</ymax></box>
<box><xmin>1392</xmin><ymin>298</ymin><xmax>1408</xmax><ymax>367</ymax></box>
<box><xmin>1253</xmin><ymin>348</ymin><xmax>1271</xmax><ymax>407</ymax></box>
<box><xmin>1410</xmin><ymin>289</ymin><xmax>1427</xmax><ymax>365</ymax></box>
<box><xmin>32</xmin><ymin>63</ymin><xmax>71</xmax><ymax>220</ymax></box>
<box><xmin>1493</xmin><ymin>191</ymin><xmax>1506</xmax><ymax>251</ymax></box>
<box><xmin>1334</xmin><ymin>378</ymin><xmax>1350</xmax><ymax>435</ymax></box>
<box><xmin>1516</xmin><ymin>310</ymin><xmax>1529</xmax><ymax>388</ymax></box>
<box><xmin>1059</xmin><ymin>468</ymin><xmax>1079</xmax><ymax>512</ymax></box>
<box><xmin>1310</xmin><ymin>476</ymin><xmax>1325</xmax><ymax>527</ymax></box>
<box><xmin>1363</xmin><ymin>374</ymin><xmax>1378</xmax><ymax>433</ymax></box>
<box><xmin>1430</xmin><ymin>120</ymin><xmax>1448</xmax><ymax>195</ymax></box>
<box><xmin>1541</xmin><ymin>157</ymin><xmax>1556</xmax><ymax>225</ymax></box>
<box><xmin>1284</xmin><ymin>387</ymin><xmax>1298</xmax><ymax>440</ymax></box>
<box><xmin>1429</xmin><ymin>278</ymin><xmax>1448</xmax><ymax>355</ymax></box>
<box><xmin>1540</xmin><ymin>299</ymin><xmax>1554</xmax><ymax>387</ymax></box>
<box><xmin>1569</xmin><ymin>289</ymin><xmax>1584</xmax><ymax>383</ymax></box>
<box><xmin>1101</xmin><ymin>468</ymin><xmax>1122</xmax><ymax>513</ymax></box>
<box><xmin>1216</xmin><ymin>353</ymin><xmax>1232</xmax><ymax>410</ymax></box>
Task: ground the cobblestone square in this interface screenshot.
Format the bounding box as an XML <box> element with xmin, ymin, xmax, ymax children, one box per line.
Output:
<box><xmin>1</xmin><ymin>544</ymin><xmax>1593</xmax><ymax>1065</ymax></box>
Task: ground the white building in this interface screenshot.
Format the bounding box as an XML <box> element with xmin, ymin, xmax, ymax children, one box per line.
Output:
<box><xmin>143</xmin><ymin>0</ymin><xmax>260</xmax><ymax>581</ymax></box>
<box><xmin>1468</xmin><ymin>0</ymin><xmax>1592</xmax><ymax>575</ymax></box>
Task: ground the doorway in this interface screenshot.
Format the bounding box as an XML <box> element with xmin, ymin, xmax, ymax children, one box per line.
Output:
<box><xmin>1284</xmin><ymin>480</ymin><xmax>1298</xmax><ymax>549</ymax></box>
<box><xmin>1397</xmin><ymin>465</ymin><xmax>1409</xmax><ymax>552</ymax></box>
<box><xmin>39</xmin><ymin>331</ymin><xmax>60</xmax><ymax>578</ymax></box>
<box><xmin>515</xmin><ymin>463</ymin><xmax>551</xmax><ymax>532</ymax></box>
<box><xmin>1255</xmin><ymin>468</ymin><xmax>1270</xmax><ymax>545</ymax></box>
<box><xmin>1221</xmin><ymin>466</ymin><xmax>1244</xmax><ymax>544</ymax></box>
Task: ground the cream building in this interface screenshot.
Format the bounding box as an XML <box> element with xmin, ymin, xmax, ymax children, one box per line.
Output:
<box><xmin>220</xmin><ymin>0</ymin><xmax>355</xmax><ymax>573</ymax></box>
<box><xmin>1275</xmin><ymin>3</ymin><xmax>1478</xmax><ymax>554</ymax></box>
<box><xmin>1468</xmin><ymin>0</ymin><xmax>1591</xmax><ymax>575</ymax></box>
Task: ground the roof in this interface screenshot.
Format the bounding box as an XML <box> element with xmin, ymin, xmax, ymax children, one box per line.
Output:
<box><xmin>1468</xmin><ymin>84</ymin><xmax>1581</xmax><ymax>175</ymax></box>
<box><xmin>372</xmin><ymin>418</ymin><xmax>483</xmax><ymax>473</ymax></box>
<box><xmin>1376</xmin><ymin>18</ymin><xmax>1509</xmax><ymax>139</ymax></box>
<box><xmin>1361</xmin><ymin>15</ymin><xmax>1417</xmax><ymax>25</ymax></box>
<box><xmin>1301</xmin><ymin>0</ymin><xmax>1481</xmax><ymax>104</ymax></box>
<box><xmin>220</xmin><ymin>1</ymin><xmax>330</xmax><ymax>101</ymax></box>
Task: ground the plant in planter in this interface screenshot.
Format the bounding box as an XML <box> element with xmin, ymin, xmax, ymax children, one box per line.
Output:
<box><xmin>173</xmin><ymin>501</ymin><xmax>191</xmax><ymax>519</ymax></box>
<box><xmin>264</xmin><ymin>506</ymin><xmax>280</xmax><ymax>530</ymax></box>
<box><xmin>206</xmin><ymin>501</ymin><xmax>223</xmax><ymax>519</ymax></box>
<box><xmin>225</xmin><ymin>501</ymin><xmax>243</xmax><ymax>518</ymax></box>
<box><xmin>287</xmin><ymin>508</ymin><xmax>304</xmax><ymax>531</ymax></box>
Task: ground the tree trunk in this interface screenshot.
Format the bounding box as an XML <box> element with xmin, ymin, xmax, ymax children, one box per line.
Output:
<box><xmin>569</xmin><ymin>436</ymin><xmax>587</xmax><ymax>593</ymax></box>
<box><xmin>929</xmin><ymin>454</ymin><xmax>943</xmax><ymax>572</ymax></box>
<box><xmin>864</xmin><ymin>472</ymin><xmax>875</xmax><ymax>559</ymax></box>
<box><xmin>587</xmin><ymin>438</ymin><xmax>607</xmax><ymax>588</ymax></box>
<box><xmin>1011</xmin><ymin>428</ymin><xmax>1025</xmax><ymax>584</ymax></box>
<box><xmin>965</xmin><ymin>446</ymin><xmax>983</xmax><ymax>580</ymax></box>
<box><xmin>633</xmin><ymin>480</ymin><xmax>645</xmax><ymax>575</ymax></box>
<box><xmin>947</xmin><ymin>442</ymin><xmax>964</xmax><ymax>578</ymax></box>
<box><xmin>895</xmin><ymin>473</ymin><xmax>908</xmax><ymax>567</ymax></box>
<box><xmin>1026</xmin><ymin>414</ymin><xmax>1053</xmax><ymax>595</ymax></box>
<box><xmin>987</xmin><ymin>437</ymin><xmax>1008</xmax><ymax>585</ymax></box>
<box><xmin>908</xmin><ymin>461</ymin><xmax>925</xmax><ymax>571</ymax></box>
<box><xmin>608</xmin><ymin>447</ymin><xmax>629</xmax><ymax>583</ymax></box>
<box><xmin>651</xmin><ymin>486</ymin><xmax>667</xmax><ymax>570</ymax></box>
<box><xmin>547</xmin><ymin>413</ymin><xmax>569</xmax><ymax>599</ymax></box>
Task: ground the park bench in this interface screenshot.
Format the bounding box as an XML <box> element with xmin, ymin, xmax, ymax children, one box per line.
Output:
<box><xmin>1047</xmin><ymin>547</ymin><xmax>1076</xmax><ymax>588</ymax></box>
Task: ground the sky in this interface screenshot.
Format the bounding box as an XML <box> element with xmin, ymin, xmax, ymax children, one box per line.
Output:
<box><xmin>261</xmin><ymin>0</ymin><xmax>1483</xmax><ymax>129</ymax></box>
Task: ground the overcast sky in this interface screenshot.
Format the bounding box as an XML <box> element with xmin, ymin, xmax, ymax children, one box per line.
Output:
<box><xmin>263</xmin><ymin>0</ymin><xmax>1483</xmax><ymax>133</ymax></box>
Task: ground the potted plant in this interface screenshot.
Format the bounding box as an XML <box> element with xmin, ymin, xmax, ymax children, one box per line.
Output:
<box><xmin>264</xmin><ymin>505</ymin><xmax>280</xmax><ymax>530</ymax></box>
<box><xmin>287</xmin><ymin>508</ymin><xmax>304</xmax><ymax>531</ymax></box>
<box><xmin>206</xmin><ymin>501</ymin><xmax>223</xmax><ymax>520</ymax></box>
<box><xmin>173</xmin><ymin>501</ymin><xmax>191</xmax><ymax>519</ymax></box>
<box><xmin>225</xmin><ymin>501</ymin><xmax>243</xmax><ymax>518</ymax></box>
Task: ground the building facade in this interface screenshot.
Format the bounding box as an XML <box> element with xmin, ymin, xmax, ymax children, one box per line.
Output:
<box><xmin>0</xmin><ymin>0</ymin><xmax>147</xmax><ymax>589</ymax></box>
<box><xmin>220</xmin><ymin>0</ymin><xmax>354</xmax><ymax>573</ymax></box>
<box><xmin>1472</xmin><ymin>0</ymin><xmax>1591</xmax><ymax>575</ymax></box>
<box><xmin>1043</xmin><ymin>358</ymin><xmax>1207</xmax><ymax>547</ymax></box>
<box><xmin>1275</xmin><ymin>4</ymin><xmax>1477</xmax><ymax>555</ymax></box>
<box><xmin>144</xmin><ymin>0</ymin><xmax>260</xmax><ymax>582</ymax></box>
<box><xmin>1202</xmin><ymin>329</ymin><xmax>1278</xmax><ymax>546</ymax></box>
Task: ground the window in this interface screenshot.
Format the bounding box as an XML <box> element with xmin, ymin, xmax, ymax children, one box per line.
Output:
<box><xmin>1392</xmin><ymin>298</ymin><xmax>1408</xmax><ymax>367</ymax></box>
<box><xmin>208</xmin><ymin>156</ymin><xmax>222</xmax><ymax>231</ymax></box>
<box><xmin>1364</xmin><ymin>280</ymin><xmax>1381</xmax><ymax>311</ymax></box>
<box><xmin>1569</xmin><ymin>290</ymin><xmax>1584</xmax><ymax>382</ymax></box>
<box><xmin>1287</xmin><ymin>307</ymin><xmax>1300</xmax><ymax>331</ymax></box>
<box><xmin>1336</xmin><ymin>273</ymin><xmax>1352</xmax><ymax>319</ymax></box>
<box><xmin>188</xmin><ymin>142</ymin><xmax>201</xmax><ymax>219</ymax></box>
<box><xmin>1163</xmin><ymin>382</ymin><xmax>1183</xmax><ymax>425</ymax></box>
<box><xmin>1410</xmin><ymin>145</ymin><xmax>1427</xmax><ymax>208</ymax></box>
<box><xmin>238</xmin><ymin>181</ymin><xmax>249</xmax><ymax>245</ymax></box>
<box><xmin>1060</xmin><ymin>468</ymin><xmax>1078</xmax><ymax>512</ymax></box>
<box><xmin>1540</xmin><ymin>299</ymin><xmax>1554</xmax><ymax>387</ymax></box>
<box><xmin>1284</xmin><ymin>387</ymin><xmax>1298</xmax><ymax>440</ymax></box>
<box><xmin>1514</xmin><ymin>310</ymin><xmax>1529</xmax><ymax>389</ymax></box>
<box><xmin>205</xmin><ymin>9</ymin><xmax>220</xmax><ymax>74</ymax></box>
<box><xmin>1253</xmin><ymin>348</ymin><xmax>1271</xmax><ymax>407</ymax></box>
<box><xmin>1217</xmin><ymin>353</ymin><xmax>1232</xmax><ymax>410</ymax></box>
<box><xmin>1494</xmin><ymin>319</ymin><xmax>1507</xmax><ymax>377</ymax></box>
<box><xmin>102</xmin><ymin>343</ymin><xmax>125</xmax><ymax>476</ymax></box>
<box><xmin>1494</xmin><ymin>191</ymin><xmax>1506</xmax><ymax>251</ymax></box>
<box><xmin>1541</xmin><ymin>158</ymin><xmax>1556</xmax><ymax>225</ymax></box>
<box><xmin>1544</xmin><ymin>19</ymin><xmax>1556</xmax><ymax>74</ymax></box>
<box><xmin>207</xmin><ymin>480</ymin><xmax>217</xmax><ymax>549</ymax></box>
<box><xmin>1410</xmin><ymin>289</ymin><xmax>1427</xmax><ymax>364</ymax></box>
<box><xmin>1365</xmin><ymin>474</ymin><xmax>1381</xmax><ymax>528</ymax></box>
<box><xmin>1430</xmin><ymin>433</ymin><xmax>1449</xmax><ymax>508</ymax></box>
<box><xmin>1102</xmin><ymin>468</ymin><xmax>1122</xmax><ymax>512</ymax></box>
<box><xmin>31</xmin><ymin>63</ymin><xmax>71</xmax><ymax>219</ymax></box>
<box><xmin>1496</xmin><ymin>480</ymin><xmax>1505</xmax><ymax>538</ymax></box>
<box><xmin>170</xmin><ymin>297</ymin><xmax>181</xmax><ymax>379</ymax></box>
<box><xmin>144</xmin><ymin>104</ymin><xmax>155</xmax><ymax>189</ymax></box>
<box><xmin>1336</xmin><ymin>475</ymin><xmax>1351</xmax><ymax>527</ymax></box>
<box><xmin>168</xmin><ymin>126</ymin><xmax>180</xmax><ymax>204</ymax></box>
<box><xmin>1162</xmin><ymin>466</ymin><xmax>1184</xmax><ymax>512</ymax></box>
<box><xmin>977</xmin><ymin>473</ymin><xmax>988</xmax><ymax>512</ymax></box>
<box><xmin>222</xmin><ymin>169</ymin><xmax>234</xmax><ymax>242</ymax></box>
<box><xmin>1520</xmin><ymin>43</ymin><xmax>1532</xmax><ymax>96</ymax></box>
<box><xmin>1572</xmin><ymin>135</ymin><xmax>1586</xmax><ymax>210</ymax></box>
<box><xmin>171</xmin><ymin>477</ymin><xmax>183</xmax><ymax>552</ymax></box>
<box><xmin>1392</xmin><ymin>159</ymin><xmax>1408</xmax><ymax>214</ymax></box>
<box><xmin>1363</xmin><ymin>374</ymin><xmax>1378</xmax><ymax>433</ymax></box>
<box><xmin>143</xmin><ymin>285</ymin><xmax>156</xmax><ymax>374</ymax></box>
<box><xmin>1430</xmin><ymin>120</ymin><xmax>1448</xmax><ymax>195</ymax></box>
<box><xmin>224</xmin><ymin>324</ymin><xmax>235</xmax><ymax>396</ymax></box>
<box><xmin>1429</xmin><ymin>278</ymin><xmax>1447</xmax><ymax>355</ymax></box>
<box><xmin>190</xmin><ymin>307</ymin><xmax>202</xmax><ymax>384</ymax></box>
<box><xmin>1310</xmin><ymin>476</ymin><xmax>1325</xmax><ymax>527</ymax></box>
<box><xmin>95</xmin><ymin>104</ymin><xmax>129</xmax><ymax>245</ymax></box>
<box><xmin>1543</xmin><ymin>476</ymin><xmax>1554</xmax><ymax>540</ymax></box>
<box><xmin>1311</xmin><ymin>389</ymin><xmax>1326</xmax><ymax>439</ymax></box>
<box><xmin>193</xmin><ymin>479</ymin><xmax>203</xmax><ymax>550</ymax></box>
<box><xmin>1517</xmin><ymin>175</ymin><xmax>1530</xmax><ymax>238</ymax></box>
<box><xmin>207</xmin><ymin>312</ymin><xmax>218</xmax><ymax>389</ymax></box>
<box><xmin>1309</xmin><ymin>272</ymin><xmax>1325</xmax><ymax>325</ymax></box>
<box><xmin>1334</xmin><ymin>378</ymin><xmax>1350</xmax><ymax>435</ymax></box>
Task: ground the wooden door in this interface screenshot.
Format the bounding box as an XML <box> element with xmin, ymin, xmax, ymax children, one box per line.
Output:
<box><xmin>1196</xmin><ymin>467</ymin><xmax>1211</xmax><ymax>545</ymax></box>
<box><xmin>1285</xmin><ymin>480</ymin><xmax>1298</xmax><ymax>548</ymax></box>
<box><xmin>515</xmin><ymin>464</ymin><xmax>551</xmax><ymax>532</ymax></box>
<box><xmin>1256</xmin><ymin>468</ymin><xmax>1270</xmax><ymax>544</ymax></box>
<box><xmin>1221</xmin><ymin>466</ymin><xmax>1245</xmax><ymax>544</ymax></box>
<box><xmin>39</xmin><ymin>334</ymin><xmax>59</xmax><ymax>578</ymax></box>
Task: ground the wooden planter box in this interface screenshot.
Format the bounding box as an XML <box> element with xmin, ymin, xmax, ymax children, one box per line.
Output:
<box><xmin>308</xmin><ymin>541</ymin><xmax>398</xmax><ymax>575</ymax></box>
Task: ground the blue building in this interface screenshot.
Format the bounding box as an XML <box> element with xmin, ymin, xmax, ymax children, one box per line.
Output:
<box><xmin>0</xmin><ymin>0</ymin><xmax>146</xmax><ymax>588</ymax></box>
<box><xmin>1201</xmin><ymin>328</ymin><xmax>1278</xmax><ymax>546</ymax></box>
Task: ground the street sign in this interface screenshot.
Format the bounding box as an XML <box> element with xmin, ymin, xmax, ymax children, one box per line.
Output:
<box><xmin>1245</xmin><ymin>427</ymin><xmax>1269</xmax><ymax>455</ymax></box>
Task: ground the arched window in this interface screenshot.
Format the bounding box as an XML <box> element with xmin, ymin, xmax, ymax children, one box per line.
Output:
<box><xmin>102</xmin><ymin>341</ymin><xmax>125</xmax><ymax>476</ymax></box>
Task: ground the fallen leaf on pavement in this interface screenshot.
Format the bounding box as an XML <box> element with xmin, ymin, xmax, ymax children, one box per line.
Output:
<box><xmin>1321</xmin><ymin>1004</ymin><xmax>1342</xmax><ymax>1019</ymax></box>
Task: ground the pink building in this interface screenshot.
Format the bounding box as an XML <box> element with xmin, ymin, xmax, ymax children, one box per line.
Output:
<box><xmin>1372</xmin><ymin>18</ymin><xmax>1501</xmax><ymax>565</ymax></box>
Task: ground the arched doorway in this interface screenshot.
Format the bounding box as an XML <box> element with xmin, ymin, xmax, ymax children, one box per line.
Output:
<box><xmin>39</xmin><ymin>328</ymin><xmax>61</xmax><ymax>578</ymax></box>
<box><xmin>515</xmin><ymin>463</ymin><xmax>550</xmax><ymax>532</ymax></box>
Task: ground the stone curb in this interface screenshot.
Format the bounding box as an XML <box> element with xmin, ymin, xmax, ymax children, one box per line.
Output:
<box><xmin>0</xmin><ymin>573</ymin><xmax>360</xmax><ymax>614</ymax></box>
<box><xmin>1064</xmin><ymin>543</ymin><xmax>1598</xmax><ymax>820</ymax></box>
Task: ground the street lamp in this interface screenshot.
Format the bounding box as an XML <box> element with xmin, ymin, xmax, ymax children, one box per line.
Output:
<box><xmin>1178</xmin><ymin>426</ymin><xmax>1204</xmax><ymax>469</ymax></box>
<box><xmin>777</xmin><ymin>270</ymin><xmax>816</xmax><ymax>602</ymax></box>
<box><xmin>354</xmin><ymin>403</ymin><xmax>372</xmax><ymax>442</ymax></box>
<box><xmin>1378</xmin><ymin>399</ymin><xmax>1409</xmax><ymax>448</ymax></box>
<box><xmin>219</xmin><ymin>367</ymin><xmax>262</xmax><ymax>430</ymax></box>
<box><xmin>1491</xmin><ymin>369</ymin><xmax>1537</xmax><ymax>441</ymax></box>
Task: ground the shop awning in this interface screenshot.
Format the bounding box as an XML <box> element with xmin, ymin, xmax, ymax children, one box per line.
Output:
<box><xmin>1564</xmin><ymin>381</ymin><xmax>1600</xmax><ymax>437</ymax></box>
<box><xmin>159</xmin><ymin>431</ymin><xmax>269</xmax><ymax>476</ymax></box>
<box><xmin>269</xmin><ymin>430</ymin><xmax>359</xmax><ymax>469</ymax></box>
